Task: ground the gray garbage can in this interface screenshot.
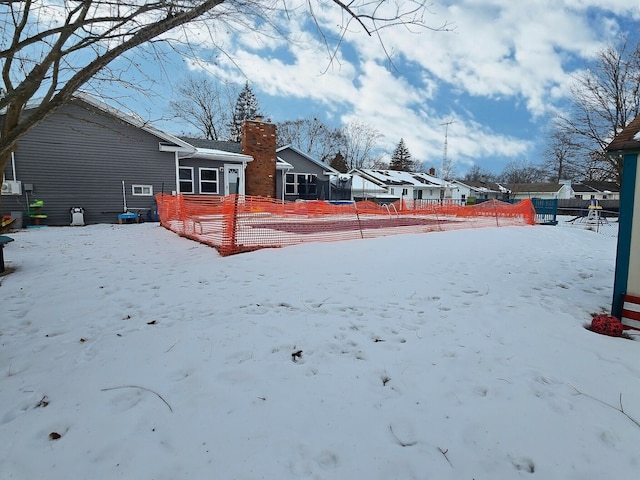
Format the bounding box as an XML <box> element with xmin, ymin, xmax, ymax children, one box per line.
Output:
<box><xmin>70</xmin><ymin>207</ymin><xmax>85</xmax><ymax>226</ymax></box>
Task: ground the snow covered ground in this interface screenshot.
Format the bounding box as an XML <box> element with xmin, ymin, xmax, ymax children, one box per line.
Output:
<box><xmin>1</xmin><ymin>223</ymin><xmax>639</xmax><ymax>479</ymax></box>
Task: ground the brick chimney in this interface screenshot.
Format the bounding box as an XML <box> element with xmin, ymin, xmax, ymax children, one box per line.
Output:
<box><xmin>242</xmin><ymin>118</ymin><xmax>277</xmax><ymax>198</ymax></box>
<box><xmin>429</xmin><ymin>167</ymin><xmax>436</xmax><ymax>176</ymax></box>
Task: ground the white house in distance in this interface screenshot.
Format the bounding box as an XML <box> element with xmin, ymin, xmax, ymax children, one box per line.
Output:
<box><xmin>504</xmin><ymin>182</ymin><xmax>573</xmax><ymax>200</ymax></box>
<box><xmin>348</xmin><ymin>168</ymin><xmax>455</xmax><ymax>203</ymax></box>
<box><xmin>571</xmin><ymin>181</ymin><xmax>621</xmax><ymax>201</ymax></box>
<box><xmin>451</xmin><ymin>180</ymin><xmax>510</xmax><ymax>203</ymax></box>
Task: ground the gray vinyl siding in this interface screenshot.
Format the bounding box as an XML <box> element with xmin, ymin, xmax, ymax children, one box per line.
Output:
<box><xmin>2</xmin><ymin>100</ymin><xmax>177</xmax><ymax>225</ymax></box>
<box><xmin>179</xmin><ymin>158</ymin><xmax>225</xmax><ymax>195</ymax></box>
<box><xmin>277</xmin><ymin>149</ymin><xmax>329</xmax><ymax>177</ymax></box>
<box><xmin>276</xmin><ymin>148</ymin><xmax>333</xmax><ymax>201</ymax></box>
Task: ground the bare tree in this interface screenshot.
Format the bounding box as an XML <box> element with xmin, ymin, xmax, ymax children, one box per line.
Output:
<box><xmin>462</xmin><ymin>164</ymin><xmax>496</xmax><ymax>182</ymax></box>
<box><xmin>499</xmin><ymin>159</ymin><xmax>546</xmax><ymax>184</ymax></box>
<box><xmin>1</xmin><ymin>0</ymin><xmax>445</xmax><ymax>189</ymax></box>
<box><xmin>555</xmin><ymin>40</ymin><xmax>640</xmax><ymax>183</ymax></box>
<box><xmin>169</xmin><ymin>75</ymin><xmax>239</xmax><ymax>140</ymax></box>
<box><xmin>341</xmin><ymin>120</ymin><xmax>383</xmax><ymax>170</ymax></box>
<box><xmin>276</xmin><ymin>117</ymin><xmax>344</xmax><ymax>162</ymax></box>
<box><xmin>542</xmin><ymin>121</ymin><xmax>583</xmax><ymax>182</ymax></box>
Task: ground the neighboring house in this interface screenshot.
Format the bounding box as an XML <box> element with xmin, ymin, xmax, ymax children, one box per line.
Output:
<box><xmin>605</xmin><ymin>116</ymin><xmax>640</xmax><ymax>327</ymax></box>
<box><xmin>348</xmin><ymin>169</ymin><xmax>451</xmax><ymax>203</ymax></box>
<box><xmin>571</xmin><ymin>181</ymin><xmax>621</xmax><ymax>201</ymax></box>
<box><xmin>275</xmin><ymin>145</ymin><xmax>339</xmax><ymax>201</ymax></box>
<box><xmin>504</xmin><ymin>182</ymin><xmax>573</xmax><ymax>200</ymax></box>
<box><xmin>1</xmin><ymin>94</ymin><xmax>273</xmax><ymax>225</ymax></box>
<box><xmin>452</xmin><ymin>180</ymin><xmax>510</xmax><ymax>203</ymax></box>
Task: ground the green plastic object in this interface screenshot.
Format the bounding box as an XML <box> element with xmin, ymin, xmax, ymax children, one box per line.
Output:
<box><xmin>29</xmin><ymin>199</ymin><xmax>44</xmax><ymax>208</ymax></box>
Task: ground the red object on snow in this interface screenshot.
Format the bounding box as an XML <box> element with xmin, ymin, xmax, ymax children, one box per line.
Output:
<box><xmin>590</xmin><ymin>314</ymin><xmax>624</xmax><ymax>337</ymax></box>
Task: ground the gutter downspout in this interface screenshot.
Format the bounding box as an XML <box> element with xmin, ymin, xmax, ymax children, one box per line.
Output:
<box><xmin>11</xmin><ymin>151</ymin><xmax>17</xmax><ymax>180</ymax></box>
<box><xmin>241</xmin><ymin>160</ymin><xmax>247</xmax><ymax>195</ymax></box>
<box><xmin>282</xmin><ymin>169</ymin><xmax>286</xmax><ymax>203</ymax></box>
<box><xmin>174</xmin><ymin>152</ymin><xmax>180</xmax><ymax>194</ymax></box>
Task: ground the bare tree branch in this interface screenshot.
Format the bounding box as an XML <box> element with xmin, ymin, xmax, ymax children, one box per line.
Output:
<box><xmin>553</xmin><ymin>39</ymin><xmax>640</xmax><ymax>184</ymax></box>
<box><xmin>1</xmin><ymin>0</ymin><xmax>446</xmax><ymax>184</ymax></box>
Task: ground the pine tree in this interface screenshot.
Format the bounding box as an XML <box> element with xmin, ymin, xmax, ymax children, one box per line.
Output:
<box><xmin>390</xmin><ymin>138</ymin><xmax>413</xmax><ymax>171</ymax></box>
<box><xmin>228</xmin><ymin>81</ymin><xmax>261</xmax><ymax>142</ymax></box>
<box><xmin>329</xmin><ymin>151</ymin><xmax>348</xmax><ymax>173</ymax></box>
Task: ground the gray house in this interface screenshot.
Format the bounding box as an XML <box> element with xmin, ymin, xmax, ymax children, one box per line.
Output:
<box><xmin>1</xmin><ymin>94</ymin><xmax>253</xmax><ymax>225</ymax></box>
<box><xmin>275</xmin><ymin>145</ymin><xmax>339</xmax><ymax>201</ymax></box>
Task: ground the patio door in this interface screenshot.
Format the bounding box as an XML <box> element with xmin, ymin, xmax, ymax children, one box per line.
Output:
<box><xmin>224</xmin><ymin>164</ymin><xmax>243</xmax><ymax>195</ymax></box>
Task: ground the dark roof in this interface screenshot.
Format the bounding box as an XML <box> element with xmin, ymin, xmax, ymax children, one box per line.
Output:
<box><xmin>179</xmin><ymin>136</ymin><xmax>242</xmax><ymax>154</ymax></box>
<box><xmin>462</xmin><ymin>181</ymin><xmax>504</xmax><ymax>192</ymax></box>
<box><xmin>574</xmin><ymin>181</ymin><xmax>620</xmax><ymax>193</ymax></box>
<box><xmin>505</xmin><ymin>183</ymin><xmax>563</xmax><ymax>193</ymax></box>
<box><xmin>606</xmin><ymin>115</ymin><xmax>640</xmax><ymax>152</ymax></box>
<box><xmin>571</xmin><ymin>183</ymin><xmax>598</xmax><ymax>193</ymax></box>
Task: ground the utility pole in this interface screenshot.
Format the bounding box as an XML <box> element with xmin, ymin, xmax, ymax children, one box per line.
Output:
<box><xmin>441</xmin><ymin>120</ymin><xmax>455</xmax><ymax>181</ymax></box>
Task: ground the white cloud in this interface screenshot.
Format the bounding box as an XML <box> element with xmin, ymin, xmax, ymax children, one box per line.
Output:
<box><xmin>157</xmin><ymin>0</ymin><xmax>639</xmax><ymax>172</ymax></box>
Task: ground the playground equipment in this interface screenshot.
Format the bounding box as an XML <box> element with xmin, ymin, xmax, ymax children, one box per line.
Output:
<box><xmin>565</xmin><ymin>199</ymin><xmax>611</xmax><ymax>232</ymax></box>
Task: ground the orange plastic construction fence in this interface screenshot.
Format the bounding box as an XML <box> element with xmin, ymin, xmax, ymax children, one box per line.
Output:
<box><xmin>155</xmin><ymin>194</ymin><xmax>537</xmax><ymax>256</ymax></box>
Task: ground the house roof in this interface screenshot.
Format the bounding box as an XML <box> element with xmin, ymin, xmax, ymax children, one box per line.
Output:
<box><xmin>181</xmin><ymin>147</ymin><xmax>253</xmax><ymax>163</ymax></box>
<box><xmin>505</xmin><ymin>182</ymin><xmax>564</xmax><ymax>194</ymax></box>
<box><xmin>275</xmin><ymin>145</ymin><xmax>339</xmax><ymax>174</ymax></box>
<box><xmin>572</xmin><ymin>181</ymin><xmax>620</xmax><ymax>193</ymax></box>
<box><xmin>179</xmin><ymin>137</ymin><xmax>242</xmax><ymax>154</ymax></box>
<box><xmin>571</xmin><ymin>182</ymin><xmax>598</xmax><ymax>193</ymax></box>
<box><xmin>175</xmin><ymin>138</ymin><xmax>254</xmax><ymax>163</ymax></box>
<box><xmin>455</xmin><ymin>180</ymin><xmax>508</xmax><ymax>194</ymax></box>
<box><xmin>355</xmin><ymin>169</ymin><xmax>447</xmax><ymax>188</ymax></box>
<box><xmin>276</xmin><ymin>156</ymin><xmax>293</xmax><ymax>170</ymax></box>
<box><xmin>350</xmin><ymin>174</ymin><xmax>393</xmax><ymax>195</ymax></box>
<box><xmin>606</xmin><ymin>115</ymin><xmax>640</xmax><ymax>152</ymax></box>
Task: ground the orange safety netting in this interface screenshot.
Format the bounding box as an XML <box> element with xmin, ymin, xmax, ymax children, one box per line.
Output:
<box><xmin>156</xmin><ymin>194</ymin><xmax>537</xmax><ymax>256</ymax></box>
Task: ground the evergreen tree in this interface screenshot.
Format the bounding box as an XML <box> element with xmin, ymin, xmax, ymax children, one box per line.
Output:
<box><xmin>228</xmin><ymin>81</ymin><xmax>261</xmax><ymax>142</ymax></box>
<box><xmin>389</xmin><ymin>138</ymin><xmax>413</xmax><ymax>171</ymax></box>
<box><xmin>329</xmin><ymin>151</ymin><xmax>349</xmax><ymax>173</ymax></box>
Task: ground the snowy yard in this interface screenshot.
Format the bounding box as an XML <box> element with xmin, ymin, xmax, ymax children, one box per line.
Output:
<box><xmin>1</xmin><ymin>223</ymin><xmax>639</xmax><ymax>479</ymax></box>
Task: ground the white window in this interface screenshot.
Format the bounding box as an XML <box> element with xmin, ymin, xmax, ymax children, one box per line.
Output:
<box><xmin>132</xmin><ymin>184</ymin><xmax>153</xmax><ymax>196</ymax></box>
<box><xmin>179</xmin><ymin>167</ymin><xmax>194</xmax><ymax>194</ymax></box>
<box><xmin>199</xmin><ymin>168</ymin><xmax>219</xmax><ymax>194</ymax></box>
<box><xmin>285</xmin><ymin>173</ymin><xmax>317</xmax><ymax>196</ymax></box>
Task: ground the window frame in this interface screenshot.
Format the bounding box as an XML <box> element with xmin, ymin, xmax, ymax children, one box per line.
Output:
<box><xmin>179</xmin><ymin>166</ymin><xmax>194</xmax><ymax>194</ymax></box>
<box><xmin>131</xmin><ymin>184</ymin><xmax>153</xmax><ymax>196</ymax></box>
<box><xmin>199</xmin><ymin>167</ymin><xmax>219</xmax><ymax>195</ymax></box>
<box><xmin>285</xmin><ymin>173</ymin><xmax>317</xmax><ymax>195</ymax></box>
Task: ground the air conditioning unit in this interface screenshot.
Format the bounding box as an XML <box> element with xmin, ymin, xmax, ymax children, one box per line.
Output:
<box><xmin>1</xmin><ymin>180</ymin><xmax>22</xmax><ymax>195</ymax></box>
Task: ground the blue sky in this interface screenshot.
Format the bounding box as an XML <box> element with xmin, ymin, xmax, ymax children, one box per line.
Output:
<box><xmin>92</xmin><ymin>1</ymin><xmax>640</xmax><ymax>176</ymax></box>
